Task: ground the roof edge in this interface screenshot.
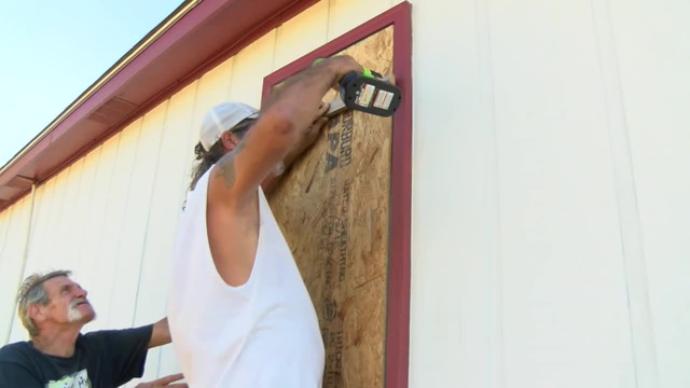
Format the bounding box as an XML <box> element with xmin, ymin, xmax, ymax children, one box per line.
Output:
<box><xmin>0</xmin><ymin>0</ymin><xmax>319</xmax><ymax>213</ymax></box>
<box><xmin>0</xmin><ymin>0</ymin><xmax>200</xmax><ymax>176</ymax></box>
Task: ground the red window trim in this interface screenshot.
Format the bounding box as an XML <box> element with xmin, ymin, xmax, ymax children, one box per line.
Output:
<box><xmin>261</xmin><ymin>3</ymin><xmax>412</xmax><ymax>387</ymax></box>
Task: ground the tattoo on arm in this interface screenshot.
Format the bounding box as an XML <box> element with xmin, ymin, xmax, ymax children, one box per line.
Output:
<box><xmin>215</xmin><ymin>141</ymin><xmax>245</xmax><ymax>189</ymax></box>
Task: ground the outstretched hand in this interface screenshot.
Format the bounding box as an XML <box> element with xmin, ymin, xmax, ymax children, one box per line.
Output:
<box><xmin>135</xmin><ymin>373</ymin><xmax>188</xmax><ymax>388</ymax></box>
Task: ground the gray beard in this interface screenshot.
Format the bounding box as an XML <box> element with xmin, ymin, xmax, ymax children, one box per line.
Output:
<box><xmin>67</xmin><ymin>301</ymin><xmax>95</xmax><ymax>323</ymax></box>
<box><xmin>67</xmin><ymin>304</ymin><xmax>83</xmax><ymax>322</ymax></box>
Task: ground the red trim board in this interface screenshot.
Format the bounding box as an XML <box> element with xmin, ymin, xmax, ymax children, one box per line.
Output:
<box><xmin>261</xmin><ymin>3</ymin><xmax>412</xmax><ymax>387</ymax></box>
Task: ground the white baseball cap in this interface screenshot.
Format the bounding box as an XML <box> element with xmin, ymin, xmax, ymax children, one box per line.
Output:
<box><xmin>199</xmin><ymin>102</ymin><xmax>259</xmax><ymax>151</ymax></box>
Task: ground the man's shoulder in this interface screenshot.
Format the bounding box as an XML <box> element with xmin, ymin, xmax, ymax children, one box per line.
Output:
<box><xmin>79</xmin><ymin>325</ymin><xmax>153</xmax><ymax>348</ymax></box>
<box><xmin>0</xmin><ymin>342</ymin><xmax>45</xmax><ymax>385</ymax></box>
<box><xmin>77</xmin><ymin>329</ymin><xmax>113</xmax><ymax>350</ymax></box>
<box><xmin>81</xmin><ymin>326</ymin><xmax>149</xmax><ymax>339</ymax></box>
<box><xmin>0</xmin><ymin>341</ymin><xmax>34</xmax><ymax>363</ymax></box>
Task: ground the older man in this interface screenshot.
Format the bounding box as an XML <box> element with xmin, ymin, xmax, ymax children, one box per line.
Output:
<box><xmin>0</xmin><ymin>270</ymin><xmax>185</xmax><ymax>387</ymax></box>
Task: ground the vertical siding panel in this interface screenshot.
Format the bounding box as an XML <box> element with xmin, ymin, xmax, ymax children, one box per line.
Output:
<box><xmin>94</xmin><ymin>121</ymin><xmax>144</xmax><ymax>329</ymax></box>
<box><xmin>46</xmin><ymin>166</ymin><xmax>79</xmax><ymax>267</ymax></box>
<box><xmin>0</xmin><ymin>204</ymin><xmax>14</xmax><ymax>265</ymax></box>
<box><xmin>29</xmin><ymin>169</ymin><xmax>70</xmax><ymax>272</ymax></box>
<box><xmin>99</xmin><ymin>100</ymin><xmax>169</xmax><ymax>387</ymax></box>
<box><xmin>24</xmin><ymin>181</ymin><xmax>49</xmax><ymax>262</ymax></box>
<box><xmin>1</xmin><ymin>199</ymin><xmax>31</xmax><ymax>342</ymax></box>
<box><xmin>8</xmin><ymin>170</ymin><xmax>70</xmax><ymax>341</ymax></box>
<box><xmin>109</xmin><ymin>102</ymin><xmax>168</xmax><ymax>328</ymax></box>
<box><xmin>0</xmin><ymin>210</ymin><xmax>10</xmax><ymax>262</ymax></box>
<box><xmin>0</xmin><ymin>205</ymin><xmax>19</xmax><ymax>342</ymax></box>
<box><xmin>228</xmin><ymin>31</ymin><xmax>277</xmax><ymax>107</ymax></box>
<box><xmin>272</xmin><ymin>1</ymin><xmax>329</xmax><ymax>71</ymax></box>
<box><xmin>196</xmin><ymin>59</ymin><xmax>234</xmax><ymax>107</ymax></box>
<box><xmin>78</xmin><ymin>135</ymin><xmax>122</xmax><ymax>333</ymax></box>
<box><xmin>327</xmin><ymin>0</ymin><xmax>393</xmax><ymax>39</ymax></box>
<box><xmin>488</xmin><ymin>1</ymin><xmax>631</xmax><ymax>387</ymax></box>
<box><xmin>64</xmin><ymin>155</ymin><xmax>96</xmax><ymax>275</ymax></box>
<box><xmin>411</xmin><ymin>0</ymin><xmax>637</xmax><ymax>387</ymax></box>
<box><xmin>8</xmin><ymin>184</ymin><xmax>51</xmax><ymax>343</ymax></box>
<box><xmin>189</xmin><ymin>59</ymin><xmax>235</xmax><ymax>138</ymax></box>
<box><xmin>591</xmin><ymin>1</ymin><xmax>657</xmax><ymax>387</ymax></box>
<box><xmin>11</xmin><ymin>181</ymin><xmax>48</xmax><ymax>331</ymax></box>
<box><xmin>37</xmin><ymin>162</ymin><xmax>82</xmax><ymax>270</ymax></box>
<box><xmin>607</xmin><ymin>1</ymin><xmax>690</xmax><ymax>387</ymax></box>
<box><xmin>410</xmin><ymin>0</ymin><xmax>505</xmax><ymax>386</ymax></box>
<box><xmin>135</xmin><ymin>82</ymin><xmax>200</xmax><ymax>380</ymax></box>
<box><xmin>54</xmin><ymin>160</ymin><xmax>87</xmax><ymax>269</ymax></box>
<box><xmin>115</xmin><ymin>102</ymin><xmax>169</xmax><ymax>320</ymax></box>
<box><xmin>73</xmin><ymin>146</ymin><xmax>105</xmax><ymax>273</ymax></box>
<box><xmin>25</xmin><ymin>179</ymin><xmax>54</xmax><ymax>276</ymax></box>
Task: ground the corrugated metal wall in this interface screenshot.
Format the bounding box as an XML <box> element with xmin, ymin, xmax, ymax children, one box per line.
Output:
<box><xmin>1</xmin><ymin>0</ymin><xmax>689</xmax><ymax>387</ymax></box>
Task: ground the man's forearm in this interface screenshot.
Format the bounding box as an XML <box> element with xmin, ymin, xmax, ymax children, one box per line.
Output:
<box><xmin>148</xmin><ymin>318</ymin><xmax>171</xmax><ymax>348</ymax></box>
<box><xmin>265</xmin><ymin>56</ymin><xmax>361</xmax><ymax>139</ymax></box>
<box><xmin>210</xmin><ymin>56</ymin><xmax>362</xmax><ymax>202</ymax></box>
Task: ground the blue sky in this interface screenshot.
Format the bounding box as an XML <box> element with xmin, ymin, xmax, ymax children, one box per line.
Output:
<box><xmin>0</xmin><ymin>1</ymin><xmax>183</xmax><ymax>167</ymax></box>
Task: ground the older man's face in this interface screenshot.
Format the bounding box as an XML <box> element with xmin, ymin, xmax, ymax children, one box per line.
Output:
<box><xmin>39</xmin><ymin>276</ymin><xmax>96</xmax><ymax>326</ymax></box>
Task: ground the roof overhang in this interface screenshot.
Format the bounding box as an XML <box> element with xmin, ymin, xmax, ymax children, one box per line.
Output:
<box><xmin>0</xmin><ymin>0</ymin><xmax>317</xmax><ymax>212</ymax></box>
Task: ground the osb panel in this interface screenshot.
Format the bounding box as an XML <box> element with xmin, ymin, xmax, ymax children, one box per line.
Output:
<box><xmin>267</xmin><ymin>26</ymin><xmax>393</xmax><ymax>388</ymax></box>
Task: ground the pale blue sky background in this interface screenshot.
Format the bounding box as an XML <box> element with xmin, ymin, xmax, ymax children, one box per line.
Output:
<box><xmin>0</xmin><ymin>1</ymin><xmax>183</xmax><ymax>167</ymax></box>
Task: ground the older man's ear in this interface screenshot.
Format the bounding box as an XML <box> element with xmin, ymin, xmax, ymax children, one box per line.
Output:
<box><xmin>28</xmin><ymin>304</ymin><xmax>44</xmax><ymax>324</ymax></box>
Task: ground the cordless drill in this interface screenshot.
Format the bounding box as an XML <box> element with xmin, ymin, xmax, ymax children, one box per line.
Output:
<box><xmin>328</xmin><ymin>68</ymin><xmax>402</xmax><ymax>118</ymax></box>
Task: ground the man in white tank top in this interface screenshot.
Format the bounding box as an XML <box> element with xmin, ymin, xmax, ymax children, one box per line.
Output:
<box><xmin>168</xmin><ymin>56</ymin><xmax>363</xmax><ymax>387</ymax></box>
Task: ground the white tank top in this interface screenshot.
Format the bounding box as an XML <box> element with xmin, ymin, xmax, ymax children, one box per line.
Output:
<box><xmin>168</xmin><ymin>168</ymin><xmax>324</xmax><ymax>388</ymax></box>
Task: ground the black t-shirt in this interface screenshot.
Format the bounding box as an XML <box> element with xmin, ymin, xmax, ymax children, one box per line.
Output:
<box><xmin>0</xmin><ymin>325</ymin><xmax>153</xmax><ymax>388</ymax></box>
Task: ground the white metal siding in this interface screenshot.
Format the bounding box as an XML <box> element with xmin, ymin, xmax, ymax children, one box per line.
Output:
<box><xmin>411</xmin><ymin>0</ymin><xmax>690</xmax><ymax>387</ymax></box>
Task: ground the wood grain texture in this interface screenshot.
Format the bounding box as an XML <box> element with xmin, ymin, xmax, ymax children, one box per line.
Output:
<box><xmin>268</xmin><ymin>26</ymin><xmax>393</xmax><ymax>388</ymax></box>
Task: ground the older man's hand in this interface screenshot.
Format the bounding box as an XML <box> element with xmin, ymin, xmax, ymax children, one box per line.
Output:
<box><xmin>135</xmin><ymin>373</ymin><xmax>188</xmax><ymax>388</ymax></box>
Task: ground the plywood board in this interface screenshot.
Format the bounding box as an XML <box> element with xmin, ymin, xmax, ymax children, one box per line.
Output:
<box><xmin>268</xmin><ymin>26</ymin><xmax>394</xmax><ymax>388</ymax></box>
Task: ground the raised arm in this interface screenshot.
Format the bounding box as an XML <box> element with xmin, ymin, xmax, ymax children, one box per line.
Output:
<box><xmin>206</xmin><ymin>56</ymin><xmax>362</xmax><ymax>286</ymax></box>
<box><xmin>259</xmin><ymin>102</ymin><xmax>329</xmax><ymax>194</ymax></box>
<box><xmin>209</xmin><ymin>56</ymin><xmax>361</xmax><ymax>205</ymax></box>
